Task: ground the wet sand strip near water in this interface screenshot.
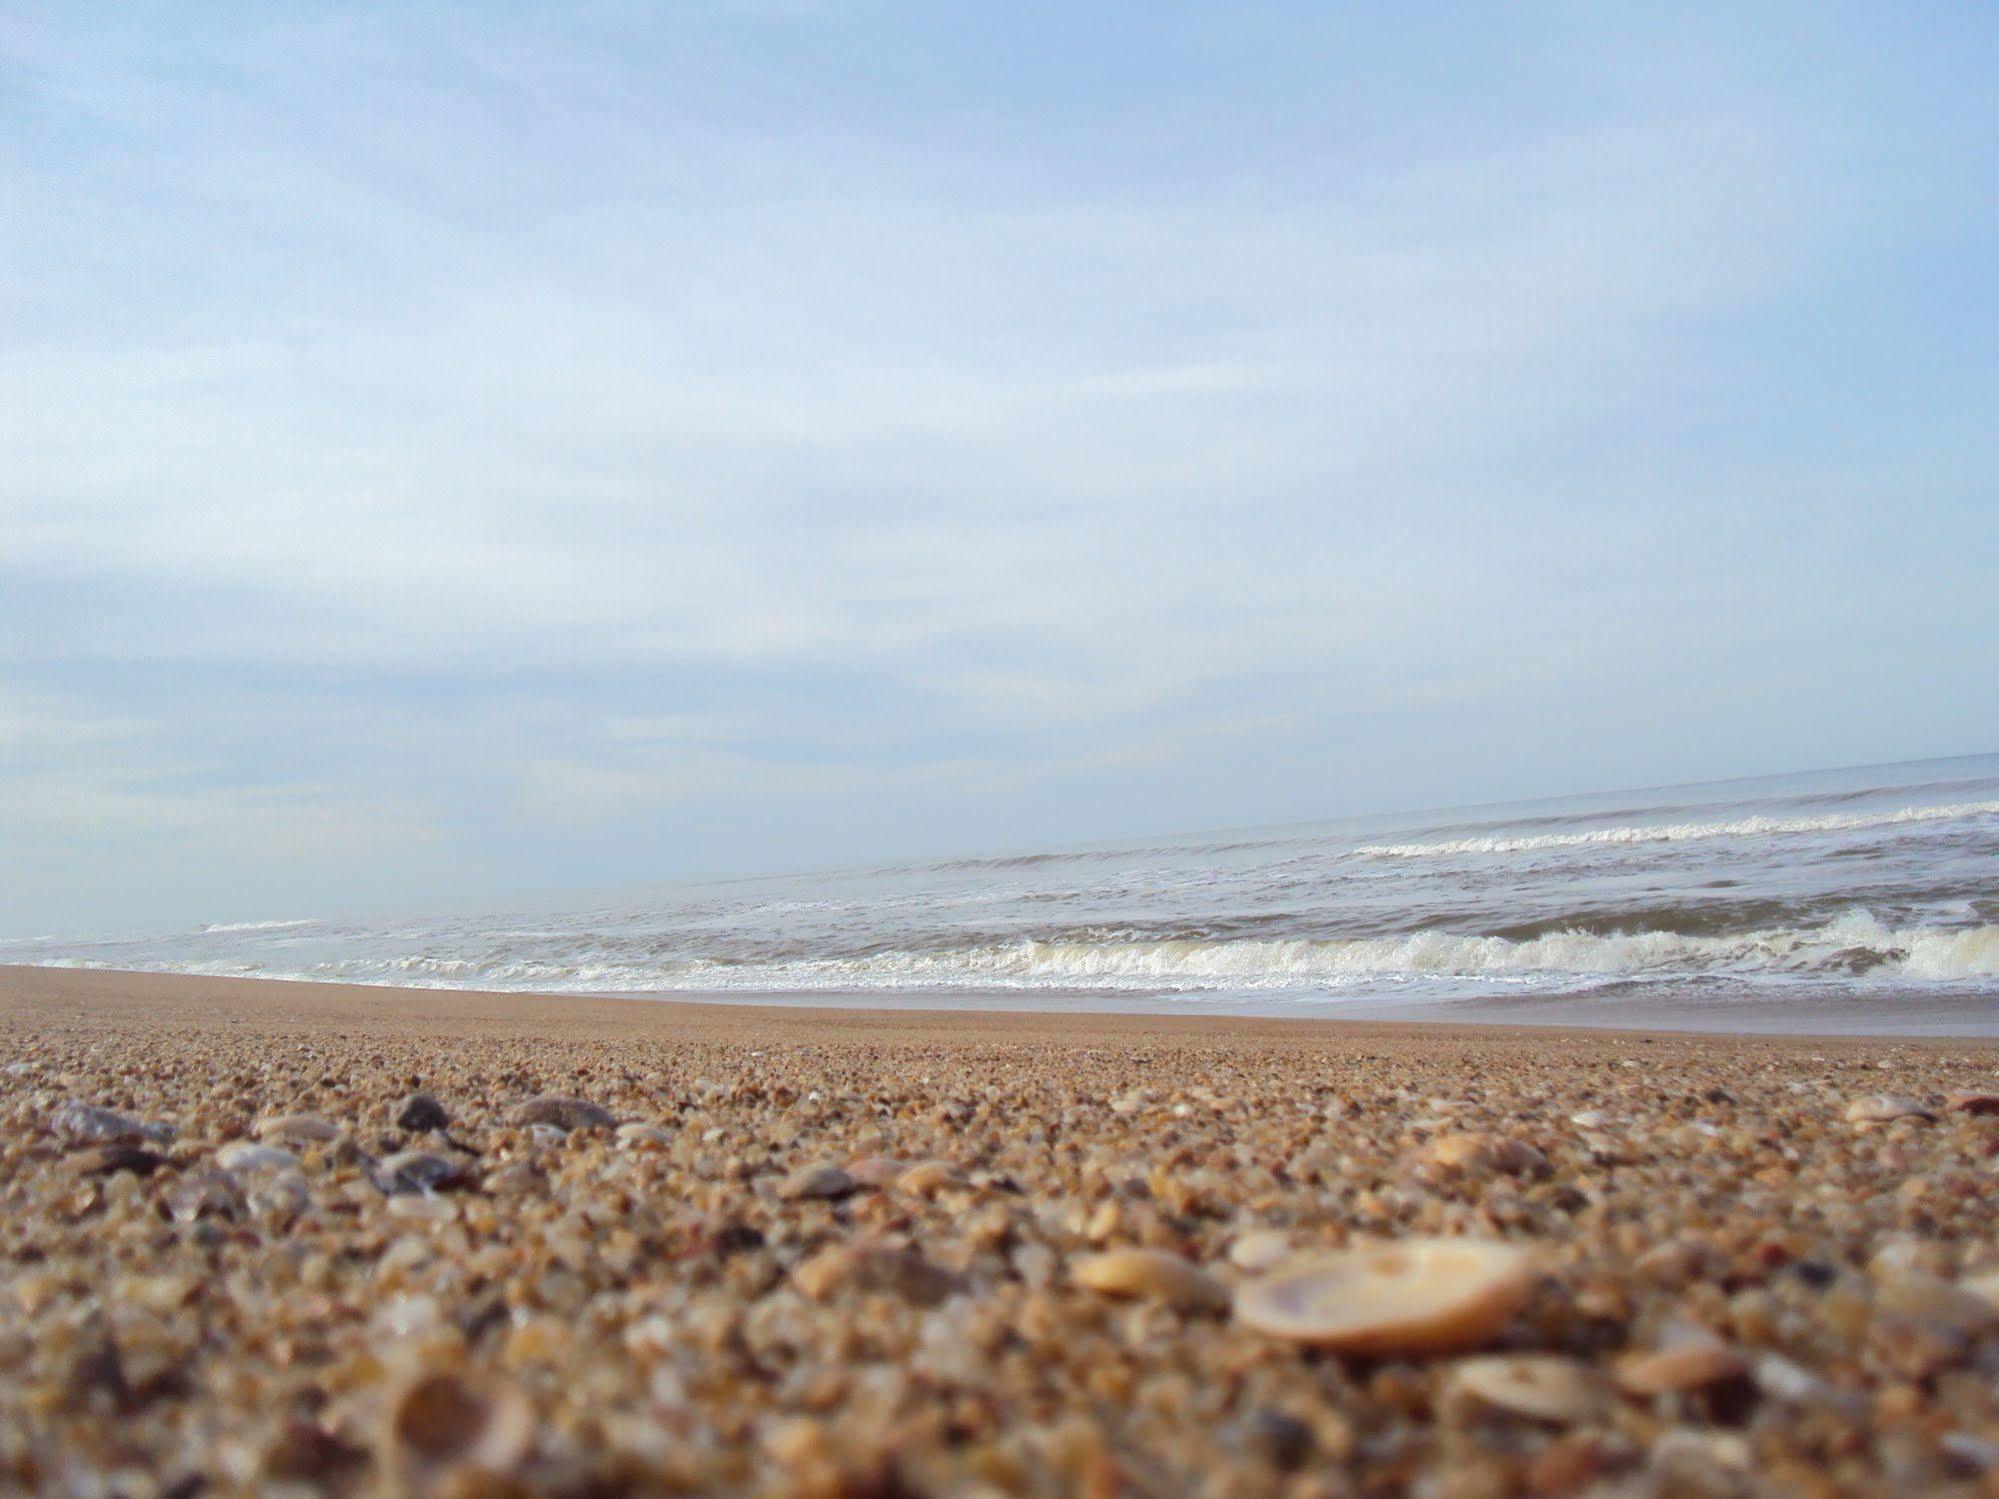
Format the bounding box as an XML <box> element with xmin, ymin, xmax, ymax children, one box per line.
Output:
<box><xmin>7</xmin><ymin>965</ymin><xmax>1999</xmax><ymax>1495</ymax></box>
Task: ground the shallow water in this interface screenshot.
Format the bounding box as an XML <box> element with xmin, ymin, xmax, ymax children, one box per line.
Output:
<box><xmin>12</xmin><ymin>753</ymin><xmax>1998</xmax><ymax>1025</ymax></box>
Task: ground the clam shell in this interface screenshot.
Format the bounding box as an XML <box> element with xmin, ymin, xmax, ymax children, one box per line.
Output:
<box><xmin>1073</xmin><ymin>1249</ymin><xmax>1230</xmax><ymax>1312</ymax></box>
<box><xmin>1449</xmin><ymin>1355</ymin><xmax>1604</xmax><ymax>1424</ymax></box>
<box><xmin>1234</xmin><ymin>1239</ymin><xmax>1535</xmax><ymax>1354</ymax></box>
<box><xmin>1845</xmin><ymin>1094</ymin><xmax>1934</xmax><ymax>1124</ymax></box>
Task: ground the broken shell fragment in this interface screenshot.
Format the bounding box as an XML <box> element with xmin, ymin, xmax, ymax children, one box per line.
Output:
<box><xmin>387</xmin><ymin>1371</ymin><xmax>534</xmax><ymax>1478</ymax></box>
<box><xmin>1228</xmin><ymin>1230</ymin><xmax>1295</xmax><ymax>1273</ymax></box>
<box><xmin>894</xmin><ymin>1160</ymin><xmax>964</xmax><ymax>1196</ymax></box>
<box><xmin>1074</xmin><ymin>1249</ymin><xmax>1231</xmax><ymax>1312</ymax></box>
<box><xmin>1845</xmin><ymin>1094</ymin><xmax>1934</xmax><ymax>1124</ymax></box>
<box><xmin>1448</xmin><ymin>1355</ymin><xmax>1605</xmax><ymax>1425</ymax></box>
<box><xmin>1947</xmin><ymin>1092</ymin><xmax>1999</xmax><ymax>1116</ymax></box>
<box><xmin>1614</xmin><ymin>1340</ymin><xmax>1750</xmax><ymax>1395</ymax></box>
<box><xmin>615</xmin><ymin>1123</ymin><xmax>673</xmax><ymax>1150</ymax></box>
<box><xmin>781</xmin><ymin>1163</ymin><xmax>858</xmax><ymax>1200</ymax></box>
<box><xmin>1234</xmin><ymin>1239</ymin><xmax>1536</xmax><ymax>1355</ymax></box>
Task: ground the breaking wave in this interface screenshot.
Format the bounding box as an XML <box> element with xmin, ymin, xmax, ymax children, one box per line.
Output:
<box><xmin>1356</xmin><ymin>801</ymin><xmax>1999</xmax><ymax>859</ymax></box>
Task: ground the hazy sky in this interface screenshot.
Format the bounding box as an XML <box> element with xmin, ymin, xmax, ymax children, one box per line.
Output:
<box><xmin>5</xmin><ymin>2</ymin><xmax>1996</xmax><ymax>934</ymax></box>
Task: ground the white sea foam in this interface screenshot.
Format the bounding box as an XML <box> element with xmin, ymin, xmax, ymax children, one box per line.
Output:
<box><xmin>198</xmin><ymin>918</ymin><xmax>316</xmax><ymax>934</ymax></box>
<box><xmin>1355</xmin><ymin>801</ymin><xmax>1999</xmax><ymax>859</ymax></box>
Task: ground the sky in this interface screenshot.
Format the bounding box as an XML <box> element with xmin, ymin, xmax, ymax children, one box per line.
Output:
<box><xmin>4</xmin><ymin>1</ymin><xmax>1997</xmax><ymax>935</ymax></box>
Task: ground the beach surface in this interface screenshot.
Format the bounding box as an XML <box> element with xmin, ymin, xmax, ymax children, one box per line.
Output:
<box><xmin>8</xmin><ymin>966</ymin><xmax>1999</xmax><ymax>1495</ymax></box>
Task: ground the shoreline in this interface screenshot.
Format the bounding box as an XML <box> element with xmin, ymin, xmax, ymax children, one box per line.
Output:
<box><xmin>5</xmin><ymin>963</ymin><xmax>1995</xmax><ymax>1040</ymax></box>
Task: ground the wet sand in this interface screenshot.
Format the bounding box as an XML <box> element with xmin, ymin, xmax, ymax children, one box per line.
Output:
<box><xmin>7</xmin><ymin>966</ymin><xmax>1999</xmax><ymax>1495</ymax></box>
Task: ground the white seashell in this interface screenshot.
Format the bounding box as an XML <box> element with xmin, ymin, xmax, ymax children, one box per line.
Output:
<box><xmin>1073</xmin><ymin>1249</ymin><xmax>1230</xmax><ymax>1312</ymax></box>
<box><xmin>1234</xmin><ymin>1239</ymin><xmax>1536</xmax><ymax>1355</ymax></box>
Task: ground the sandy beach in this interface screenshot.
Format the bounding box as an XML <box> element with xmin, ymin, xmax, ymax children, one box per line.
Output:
<box><xmin>8</xmin><ymin>966</ymin><xmax>1999</xmax><ymax>1496</ymax></box>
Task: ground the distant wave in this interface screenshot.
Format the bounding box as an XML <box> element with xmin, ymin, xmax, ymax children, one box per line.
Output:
<box><xmin>197</xmin><ymin>918</ymin><xmax>316</xmax><ymax>934</ymax></box>
<box><xmin>1355</xmin><ymin>801</ymin><xmax>1999</xmax><ymax>859</ymax></box>
<box><xmin>115</xmin><ymin>911</ymin><xmax>1998</xmax><ymax>994</ymax></box>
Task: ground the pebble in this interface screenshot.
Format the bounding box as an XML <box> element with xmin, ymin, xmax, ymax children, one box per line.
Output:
<box><xmin>1227</xmin><ymin>1229</ymin><xmax>1295</xmax><ymax>1273</ymax></box>
<box><xmin>510</xmin><ymin>1095</ymin><xmax>617</xmax><ymax>1131</ymax></box>
<box><xmin>895</xmin><ymin>1159</ymin><xmax>965</xmax><ymax>1196</ymax></box>
<box><xmin>51</xmin><ymin>1100</ymin><xmax>173</xmax><ymax>1146</ymax></box>
<box><xmin>395</xmin><ymin>1092</ymin><xmax>450</xmax><ymax>1132</ymax></box>
<box><xmin>1422</xmin><ymin>1132</ymin><xmax>1549</xmax><ymax>1176</ymax></box>
<box><xmin>1233</xmin><ymin>1239</ymin><xmax>1536</xmax><ymax>1354</ymax></box>
<box><xmin>844</xmin><ymin>1154</ymin><xmax>906</xmax><ymax>1188</ymax></box>
<box><xmin>614</xmin><ymin>1122</ymin><xmax>673</xmax><ymax>1150</ymax></box>
<box><xmin>781</xmin><ymin>1163</ymin><xmax>859</xmax><ymax>1200</ymax></box>
<box><xmin>216</xmin><ymin>1142</ymin><xmax>299</xmax><ymax>1174</ymax></box>
<box><xmin>255</xmin><ymin>1112</ymin><xmax>341</xmax><ymax>1143</ymax></box>
<box><xmin>372</xmin><ymin>1150</ymin><xmax>473</xmax><ymax>1195</ymax></box>
<box><xmin>63</xmin><ymin>1144</ymin><xmax>168</xmax><ymax>1178</ymax></box>
<box><xmin>1072</xmin><ymin>1249</ymin><xmax>1231</xmax><ymax>1312</ymax></box>
<box><xmin>167</xmin><ymin>1168</ymin><xmax>247</xmax><ymax>1223</ymax></box>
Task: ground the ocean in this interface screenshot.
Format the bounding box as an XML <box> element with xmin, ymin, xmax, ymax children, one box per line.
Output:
<box><xmin>10</xmin><ymin>754</ymin><xmax>1998</xmax><ymax>1031</ymax></box>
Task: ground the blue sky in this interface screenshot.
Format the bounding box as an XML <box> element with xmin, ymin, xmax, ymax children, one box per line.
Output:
<box><xmin>4</xmin><ymin>1</ymin><xmax>1996</xmax><ymax>934</ymax></box>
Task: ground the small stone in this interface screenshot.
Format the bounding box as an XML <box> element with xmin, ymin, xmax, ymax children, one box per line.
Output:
<box><xmin>1872</xmin><ymin>1272</ymin><xmax>1999</xmax><ymax>1335</ymax></box>
<box><xmin>1228</xmin><ymin>1230</ymin><xmax>1295</xmax><ymax>1273</ymax></box>
<box><xmin>1448</xmin><ymin>1355</ymin><xmax>1604</xmax><ymax>1425</ymax></box>
<box><xmin>1239</xmin><ymin>1410</ymin><xmax>1314</xmax><ymax>1471</ymax></box>
<box><xmin>1845</xmin><ymin>1094</ymin><xmax>1934</xmax><ymax>1124</ymax></box>
<box><xmin>1234</xmin><ymin>1239</ymin><xmax>1536</xmax><ymax>1355</ymax></box>
<box><xmin>615</xmin><ymin>1123</ymin><xmax>673</xmax><ymax>1150</ymax></box>
<box><xmin>64</xmin><ymin>1144</ymin><xmax>167</xmax><ymax>1178</ymax></box>
<box><xmin>894</xmin><ymin>1160</ymin><xmax>964</xmax><ymax>1196</ymax></box>
<box><xmin>372</xmin><ymin>1150</ymin><xmax>473</xmax><ymax>1195</ymax></box>
<box><xmin>1073</xmin><ymin>1248</ymin><xmax>1231</xmax><ymax>1312</ymax></box>
<box><xmin>510</xmin><ymin>1096</ymin><xmax>616</xmax><ymax>1131</ymax></box>
<box><xmin>167</xmin><ymin>1168</ymin><xmax>246</xmax><ymax>1223</ymax></box>
<box><xmin>255</xmin><ymin>1113</ymin><xmax>340</xmax><ymax>1144</ymax></box>
<box><xmin>396</xmin><ymin>1092</ymin><xmax>450</xmax><ymax>1132</ymax></box>
<box><xmin>795</xmin><ymin>1243</ymin><xmax>963</xmax><ymax>1306</ymax></box>
<box><xmin>844</xmin><ymin>1155</ymin><xmax>906</xmax><ymax>1188</ymax></box>
<box><xmin>216</xmin><ymin>1142</ymin><xmax>299</xmax><ymax>1174</ymax></box>
<box><xmin>51</xmin><ymin>1100</ymin><xmax>173</xmax><ymax>1146</ymax></box>
<box><xmin>781</xmin><ymin>1163</ymin><xmax>858</xmax><ymax>1200</ymax></box>
<box><xmin>1422</xmin><ymin>1132</ymin><xmax>1549</xmax><ymax>1176</ymax></box>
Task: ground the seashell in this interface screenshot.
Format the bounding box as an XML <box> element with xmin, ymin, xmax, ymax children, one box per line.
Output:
<box><xmin>615</xmin><ymin>1123</ymin><xmax>673</xmax><ymax>1150</ymax></box>
<box><xmin>1448</xmin><ymin>1355</ymin><xmax>1605</xmax><ymax>1424</ymax></box>
<box><xmin>1947</xmin><ymin>1092</ymin><xmax>1999</xmax><ymax>1116</ymax></box>
<box><xmin>1569</xmin><ymin>1109</ymin><xmax>1609</xmax><ymax>1129</ymax></box>
<box><xmin>1845</xmin><ymin>1094</ymin><xmax>1934</xmax><ymax>1124</ymax></box>
<box><xmin>844</xmin><ymin>1155</ymin><xmax>906</xmax><ymax>1188</ymax></box>
<box><xmin>387</xmin><ymin>1371</ymin><xmax>533</xmax><ymax>1477</ymax></box>
<box><xmin>894</xmin><ymin>1160</ymin><xmax>964</xmax><ymax>1196</ymax></box>
<box><xmin>794</xmin><ymin>1242</ymin><xmax>963</xmax><ymax>1306</ymax></box>
<box><xmin>510</xmin><ymin>1096</ymin><xmax>616</xmax><ymax>1131</ymax></box>
<box><xmin>373</xmin><ymin>1150</ymin><xmax>473</xmax><ymax>1195</ymax></box>
<box><xmin>1234</xmin><ymin>1239</ymin><xmax>1536</xmax><ymax>1355</ymax></box>
<box><xmin>780</xmin><ymin>1163</ymin><xmax>858</xmax><ymax>1200</ymax></box>
<box><xmin>255</xmin><ymin>1113</ymin><xmax>340</xmax><ymax>1144</ymax></box>
<box><xmin>216</xmin><ymin>1142</ymin><xmax>299</xmax><ymax>1175</ymax></box>
<box><xmin>52</xmin><ymin>1100</ymin><xmax>173</xmax><ymax>1146</ymax></box>
<box><xmin>1228</xmin><ymin>1230</ymin><xmax>1295</xmax><ymax>1273</ymax></box>
<box><xmin>1614</xmin><ymin>1338</ymin><xmax>1749</xmax><ymax>1395</ymax></box>
<box><xmin>1073</xmin><ymin>1249</ymin><xmax>1230</xmax><ymax>1312</ymax></box>
<box><xmin>396</xmin><ymin>1092</ymin><xmax>450</xmax><ymax>1132</ymax></box>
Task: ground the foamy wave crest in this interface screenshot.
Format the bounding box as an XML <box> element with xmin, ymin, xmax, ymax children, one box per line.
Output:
<box><xmin>1355</xmin><ymin>801</ymin><xmax>1999</xmax><ymax>859</ymax></box>
<box><xmin>726</xmin><ymin>912</ymin><xmax>1999</xmax><ymax>991</ymax></box>
<box><xmin>198</xmin><ymin>918</ymin><xmax>316</xmax><ymax>934</ymax></box>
